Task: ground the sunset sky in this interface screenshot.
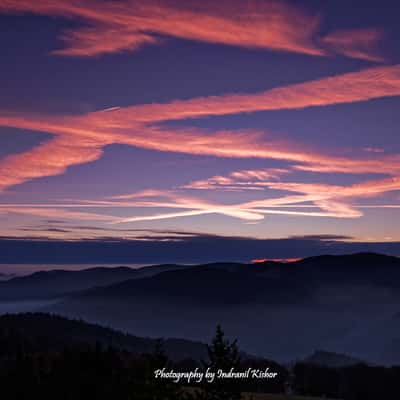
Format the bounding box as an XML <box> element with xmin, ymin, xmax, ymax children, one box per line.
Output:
<box><xmin>1</xmin><ymin>0</ymin><xmax>400</xmax><ymax>259</ymax></box>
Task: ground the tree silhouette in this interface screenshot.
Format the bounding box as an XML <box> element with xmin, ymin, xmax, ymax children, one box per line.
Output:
<box><xmin>197</xmin><ymin>325</ymin><xmax>242</xmax><ymax>400</ymax></box>
<box><xmin>132</xmin><ymin>338</ymin><xmax>183</xmax><ymax>400</ymax></box>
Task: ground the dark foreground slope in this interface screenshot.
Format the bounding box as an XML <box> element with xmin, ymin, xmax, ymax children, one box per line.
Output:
<box><xmin>0</xmin><ymin>312</ymin><xmax>207</xmax><ymax>361</ymax></box>
<box><xmin>44</xmin><ymin>253</ymin><xmax>400</xmax><ymax>364</ymax></box>
<box><xmin>0</xmin><ymin>313</ymin><xmax>291</xmax><ymax>400</ymax></box>
<box><xmin>2</xmin><ymin>313</ymin><xmax>400</xmax><ymax>400</ymax></box>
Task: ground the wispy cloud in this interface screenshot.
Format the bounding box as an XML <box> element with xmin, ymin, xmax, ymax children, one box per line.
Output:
<box><xmin>0</xmin><ymin>205</ymin><xmax>116</xmax><ymax>221</ymax></box>
<box><xmin>83</xmin><ymin>188</ymin><xmax>361</xmax><ymax>222</ymax></box>
<box><xmin>0</xmin><ymin>0</ymin><xmax>398</xmax><ymax>241</ymax></box>
<box><xmin>1</xmin><ymin>61</ymin><xmax>400</xmax><ymax>227</ymax></box>
<box><xmin>2</xmin><ymin>184</ymin><xmax>399</xmax><ymax>233</ymax></box>
<box><xmin>264</xmin><ymin>177</ymin><xmax>400</xmax><ymax>199</ymax></box>
<box><xmin>363</xmin><ymin>146</ymin><xmax>385</xmax><ymax>153</ymax></box>
<box><xmin>118</xmin><ymin>64</ymin><xmax>400</xmax><ymax>123</ymax></box>
<box><xmin>101</xmin><ymin>174</ymin><xmax>400</xmax><ymax>223</ymax></box>
<box><xmin>108</xmin><ymin>190</ymin><xmax>266</xmax><ymax>223</ymax></box>
<box><xmin>0</xmin><ymin>136</ymin><xmax>104</xmax><ymax>191</ymax></box>
<box><xmin>1</xmin><ymin>64</ymin><xmax>400</xmax><ymax>192</ymax></box>
<box><xmin>321</xmin><ymin>28</ymin><xmax>384</xmax><ymax>62</ymax></box>
<box><xmin>1</xmin><ymin>0</ymin><xmax>383</xmax><ymax>60</ymax></box>
<box><xmin>182</xmin><ymin>168</ymin><xmax>289</xmax><ymax>190</ymax></box>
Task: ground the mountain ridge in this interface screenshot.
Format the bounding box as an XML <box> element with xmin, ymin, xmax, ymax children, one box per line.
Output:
<box><xmin>40</xmin><ymin>252</ymin><xmax>400</xmax><ymax>365</ymax></box>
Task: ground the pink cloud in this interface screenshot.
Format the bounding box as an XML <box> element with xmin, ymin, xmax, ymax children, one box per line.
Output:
<box><xmin>0</xmin><ymin>0</ymin><xmax>383</xmax><ymax>61</ymax></box>
<box><xmin>0</xmin><ymin>136</ymin><xmax>104</xmax><ymax>192</ymax></box>
<box><xmin>116</xmin><ymin>64</ymin><xmax>400</xmax><ymax>123</ymax></box>
<box><xmin>2</xmin><ymin>173</ymin><xmax>399</xmax><ymax>224</ymax></box>
<box><xmin>363</xmin><ymin>147</ymin><xmax>385</xmax><ymax>153</ymax></box>
<box><xmin>0</xmin><ymin>61</ymin><xmax>400</xmax><ymax>228</ymax></box>
<box><xmin>0</xmin><ymin>205</ymin><xmax>116</xmax><ymax>221</ymax></box>
<box><xmin>321</xmin><ymin>28</ymin><xmax>384</xmax><ymax>62</ymax></box>
<box><xmin>1</xmin><ymin>64</ymin><xmax>400</xmax><ymax>192</ymax></box>
<box><xmin>101</xmin><ymin>187</ymin><xmax>362</xmax><ymax>221</ymax></box>
<box><xmin>183</xmin><ymin>168</ymin><xmax>289</xmax><ymax>190</ymax></box>
<box><xmin>0</xmin><ymin>2</ymin><xmax>397</xmax><ymax>229</ymax></box>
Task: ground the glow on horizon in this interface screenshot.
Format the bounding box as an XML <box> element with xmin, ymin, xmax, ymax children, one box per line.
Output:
<box><xmin>252</xmin><ymin>258</ymin><xmax>303</xmax><ymax>263</ymax></box>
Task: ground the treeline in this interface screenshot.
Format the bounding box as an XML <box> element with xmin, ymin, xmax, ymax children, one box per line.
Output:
<box><xmin>0</xmin><ymin>316</ymin><xmax>285</xmax><ymax>399</ymax></box>
<box><xmin>0</xmin><ymin>312</ymin><xmax>207</xmax><ymax>361</ymax></box>
<box><xmin>1</xmin><ymin>313</ymin><xmax>400</xmax><ymax>399</ymax></box>
<box><xmin>295</xmin><ymin>362</ymin><xmax>400</xmax><ymax>400</ymax></box>
<box><xmin>0</xmin><ymin>341</ymin><xmax>177</xmax><ymax>400</ymax></box>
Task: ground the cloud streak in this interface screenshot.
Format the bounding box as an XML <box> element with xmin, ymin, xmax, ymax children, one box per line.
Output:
<box><xmin>0</xmin><ymin>205</ymin><xmax>116</xmax><ymax>222</ymax></box>
<box><xmin>116</xmin><ymin>64</ymin><xmax>400</xmax><ymax>123</ymax></box>
<box><xmin>321</xmin><ymin>28</ymin><xmax>384</xmax><ymax>62</ymax></box>
<box><xmin>0</xmin><ymin>62</ymin><xmax>400</xmax><ymax>228</ymax></box>
<box><xmin>1</xmin><ymin>64</ymin><xmax>400</xmax><ymax>192</ymax></box>
<box><xmin>86</xmin><ymin>188</ymin><xmax>364</xmax><ymax>222</ymax></box>
<box><xmin>116</xmin><ymin>174</ymin><xmax>400</xmax><ymax>223</ymax></box>
<box><xmin>0</xmin><ymin>136</ymin><xmax>104</xmax><ymax>191</ymax></box>
<box><xmin>2</xmin><ymin>176</ymin><xmax>399</xmax><ymax>231</ymax></box>
<box><xmin>0</xmin><ymin>0</ymin><xmax>383</xmax><ymax>60</ymax></box>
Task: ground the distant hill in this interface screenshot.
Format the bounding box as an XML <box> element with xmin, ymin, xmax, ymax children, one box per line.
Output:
<box><xmin>3</xmin><ymin>252</ymin><xmax>399</xmax><ymax>301</ymax></box>
<box><xmin>54</xmin><ymin>252</ymin><xmax>400</xmax><ymax>306</ymax></box>
<box><xmin>0</xmin><ymin>312</ymin><xmax>208</xmax><ymax>361</ymax></box>
<box><xmin>79</xmin><ymin>265</ymin><xmax>312</xmax><ymax>305</ymax></box>
<box><xmin>0</xmin><ymin>263</ymin><xmax>188</xmax><ymax>300</ymax></box>
<box><xmin>252</xmin><ymin>252</ymin><xmax>400</xmax><ymax>286</ymax></box>
<box><xmin>42</xmin><ymin>253</ymin><xmax>400</xmax><ymax>365</ymax></box>
<box><xmin>303</xmin><ymin>350</ymin><xmax>364</xmax><ymax>367</ymax></box>
<box><xmin>0</xmin><ymin>272</ymin><xmax>15</xmax><ymax>281</ymax></box>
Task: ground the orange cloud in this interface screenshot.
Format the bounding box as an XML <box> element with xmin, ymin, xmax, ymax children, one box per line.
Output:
<box><xmin>0</xmin><ymin>205</ymin><xmax>116</xmax><ymax>221</ymax></box>
<box><xmin>0</xmin><ymin>0</ymin><xmax>383</xmax><ymax>60</ymax></box>
<box><xmin>265</xmin><ymin>177</ymin><xmax>400</xmax><ymax>199</ymax></box>
<box><xmin>0</xmin><ymin>136</ymin><xmax>104</xmax><ymax>192</ymax></box>
<box><xmin>1</xmin><ymin>64</ymin><xmax>400</xmax><ymax>193</ymax></box>
<box><xmin>104</xmin><ymin>190</ymin><xmax>339</xmax><ymax>223</ymax></box>
<box><xmin>172</xmin><ymin>172</ymin><xmax>400</xmax><ymax>222</ymax></box>
<box><xmin>321</xmin><ymin>28</ymin><xmax>384</xmax><ymax>62</ymax></box>
<box><xmin>183</xmin><ymin>168</ymin><xmax>289</xmax><ymax>190</ymax></box>
<box><xmin>0</xmin><ymin>2</ymin><xmax>396</xmax><ymax>228</ymax></box>
<box><xmin>2</xmin><ymin>172</ymin><xmax>398</xmax><ymax>224</ymax></box>
<box><xmin>106</xmin><ymin>190</ymin><xmax>265</xmax><ymax>222</ymax></box>
<box><xmin>54</xmin><ymin>26</ymin><xmax>159</xmax><ymax>57</ymax></box>
<box><xmin>245</xmin><ymin>176</ymin><xmax>400</xmax><ymax>218</ymax></box>
<box><xmin>3</xmin><ymin>64</ymin><xmax>400</xmax><ymax>129</ymax></box>
<box><xmin>183</xmin><ymin>168</ymin><xmax>400</xmax><ymax>193</ymax></box>
<box><xmin>103</xmin><ymin>186</ymin><xmax>364</xmax><ymax>221</ymax></box>
<box><xmin>115</xmin><ymin>64</ymin><xmax>400</xmax><ymax>123</ymax></box>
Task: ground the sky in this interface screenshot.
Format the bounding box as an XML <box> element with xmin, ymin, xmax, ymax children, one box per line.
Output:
<box><xmin>1</xmin><ymin>0</ymin><xmax>400</xmax><ymax>263</ymax></box>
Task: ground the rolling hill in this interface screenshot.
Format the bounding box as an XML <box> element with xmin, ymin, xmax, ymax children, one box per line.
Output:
<box><xmin>37</xmin><ymin>253</ymin><xmax>400</xmax><ymax>365</ymax></box>
<box><xmin>0</xmin><ymin>263</ymin><xmax>188</xmax><ymax>300</ymax></box>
